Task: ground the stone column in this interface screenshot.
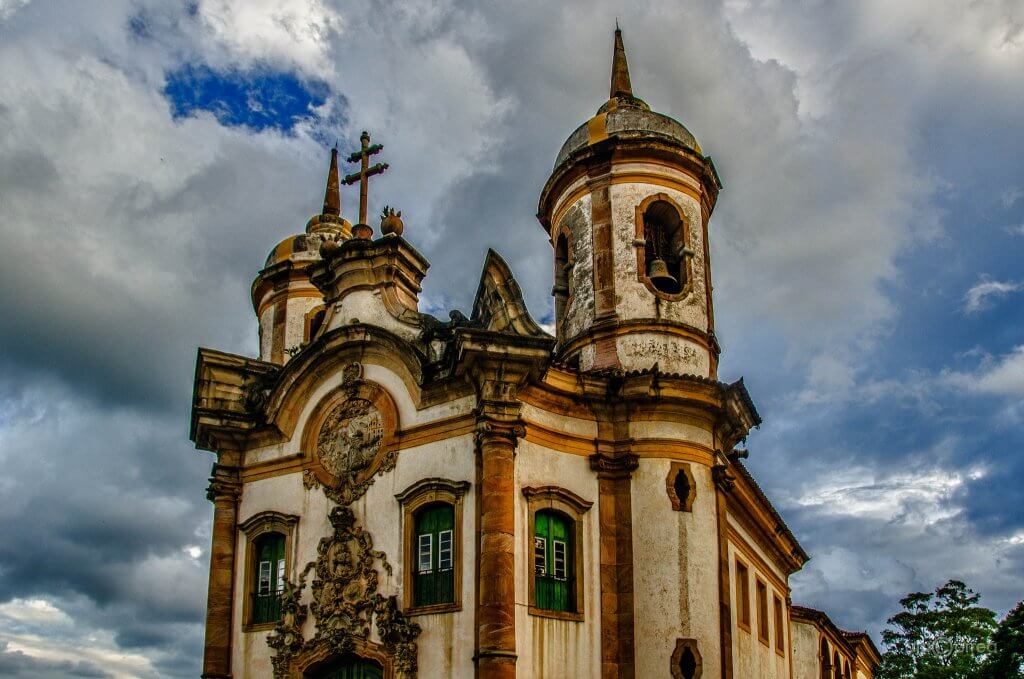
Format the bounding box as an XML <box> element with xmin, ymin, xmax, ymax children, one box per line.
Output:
<box><xmin>590</xmin><ymin>451</ymin><xmax>639</xmax><ymax>679</ymax></box>
<box><xmin>475</xmin><ymin>418</ymin><xmax>522</xmax><ymax>679</ymax></box>
<box><xmin>202</xmin><ymin>462</ymin><xmax>242</xmax><ymax>679</ymax></box>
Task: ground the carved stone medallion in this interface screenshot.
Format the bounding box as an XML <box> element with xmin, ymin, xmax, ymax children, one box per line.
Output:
<box><xmin>304</xmin><ymin>362</ymin><xmax>399</xmax><ymax>506</ymax></box>
<box><xmin>316</xmin><ymin>398</ymin><xmax>384</xmax><ymax>477</ymax></box>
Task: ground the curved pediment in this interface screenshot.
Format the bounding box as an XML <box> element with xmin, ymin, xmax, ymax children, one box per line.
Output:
<box><xmin>261</xmin><ymin>324</ymin><xmax>427</xmax><ymax>440</ymax></box>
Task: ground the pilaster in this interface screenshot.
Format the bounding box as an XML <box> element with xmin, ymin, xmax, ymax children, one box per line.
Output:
<box><xmin>202</xmin><ymin>459</ymin><xmax>242</xmax><ymax>679</ymax></box>
<box><xmin>474</xmin><ymin>416</ymin><xmax>524</xmax><ymax>679</ymax></box>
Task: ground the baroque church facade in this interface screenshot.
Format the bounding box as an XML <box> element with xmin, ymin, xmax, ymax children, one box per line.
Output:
<box><xmin>190</xmin><ymin>29</ymin><xmax>879</xmax><ymax>679</ymax></box>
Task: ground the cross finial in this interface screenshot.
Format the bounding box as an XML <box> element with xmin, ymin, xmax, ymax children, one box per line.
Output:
<box><xmin>342</xmin><ymin>130</ymin><xmax>389</xmax><ymax>227</ymax></box>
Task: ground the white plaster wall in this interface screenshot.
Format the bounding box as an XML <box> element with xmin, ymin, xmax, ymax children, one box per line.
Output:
<box><xmin>629</xmin><ymin>420</ymin><xmax>714</xmax><ymax>449</ymax></box>
<box><xmin>232</xmin><ymin>432</ymin><xmax>479</xmax><ymax>678</ymax></box>
<box><xmin>520</xmin><ymin>403</ymin><xmax>598</xmax><ymax>439</ymax></box>
<box><xmin>791</xmin><ymin>619</ymin><xmax>821</xmax><ymax>679</ymax></box>
<box><xmin>258</xmin><ymin>306</ymin><xmax>275</xmax><ymax>362</ymax></box>
<box><xmin>514</xmin><ymin>440</ymin><xmax>601</xmax><ymax>679</ymax></box>
<box><xmin>632</xmin><ymin>457</ymin><xmax>721</xmax><ymax>679</ymax></box>
<box><xmin>726</xmin><ymin>535</ymin><xmax>791</xmax><ymax>679</ymax></box>
<box><xmin>559</xmin><ymin>194</ymin><xmax>594</xmax><ymax>343</ymax></box>
<box><xmin>283</xmin><ymin>295</ymin><xmax>321</xmax><ymax>358</ymax></box>
<box><xmin>323</xmin><ymin>288</ymin><xmax>420</xmax><ymax>343</ymax></box>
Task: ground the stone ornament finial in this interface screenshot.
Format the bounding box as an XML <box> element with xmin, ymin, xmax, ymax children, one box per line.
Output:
<box><xmin>380</xmin><ymin>206</ymin><xmax>404</xmax><ymax>236</ymax></box>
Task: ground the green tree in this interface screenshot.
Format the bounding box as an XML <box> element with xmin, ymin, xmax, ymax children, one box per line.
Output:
<box><xmin>982</xmin><ymin>600</ymin><xmax>1024</xmax><ymax>679</ymax></box>
<box><xmin>876</xmin><ymin>580</ymin><xmax>998</xmax><ymax>679</ymax></box>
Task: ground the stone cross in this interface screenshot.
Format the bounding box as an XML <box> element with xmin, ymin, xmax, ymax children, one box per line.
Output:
<box><xmin>342</xmin><ymin>131</ymin><xmax>389</xmax><ymax>226</ymax></box>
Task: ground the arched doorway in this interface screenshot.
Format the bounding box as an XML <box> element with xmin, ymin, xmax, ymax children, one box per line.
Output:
<box><xmin>305</xmin><ymin>654</ymin><xmax>383</xmax><ymax>679</ymax></box>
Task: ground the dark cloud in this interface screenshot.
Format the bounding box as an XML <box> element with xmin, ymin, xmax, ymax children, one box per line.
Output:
<box><xmin>0</xmin><ymin>642</ymin><xmax>111</xmax><ymax>679</ymax></box>
<box><xmin>0</xmin><ymin>0</ymin><xmax>1022</xmax><ymax>675</ymax></box>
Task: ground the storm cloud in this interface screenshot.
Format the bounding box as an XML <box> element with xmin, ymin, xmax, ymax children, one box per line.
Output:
<box><xmin>0</xmin><ymin>0</ymin><xmax>1022</xmax><ymax>675</ymax></box>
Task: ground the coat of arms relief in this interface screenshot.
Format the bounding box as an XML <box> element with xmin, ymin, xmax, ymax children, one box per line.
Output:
<box><xmin>309</xmin><ymin>362</ymin><xmax>399</xmax><ymax>506</ymax></box>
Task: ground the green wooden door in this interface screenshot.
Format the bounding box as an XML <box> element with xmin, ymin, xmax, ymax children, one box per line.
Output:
<box><xmin>413</xmin><ymin>503</ymin><xmax>455</xmax><ymax>607</ymax></box>
<box><xmin>308</xmin><ymin>655</ymin><xmax>383</xmax><ymax>679</ymax></box>
<box><xmin>253</xmin><ymin>533</ymin><xmax>285</xmax><ymax>623</ymax></box>
<box><xmin>534</xmin><ymin>510</ymin><xmax>573</xmax><ymax>612</ymax></box>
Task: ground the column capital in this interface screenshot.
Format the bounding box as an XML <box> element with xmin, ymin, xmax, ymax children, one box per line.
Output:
<box><xmin>206</xmin><ymin>464</ymin><xmax>242</xmax><ymax>503</ymax></box>
<box><xmin>588</xmin><ymin>451</ymin><xmax>639</xmax><ymax>478</ymax></box>
<box><xmin>475</xmin><ymin>418</ymin><xmax>526</xmax><ymax>449</ymax></box>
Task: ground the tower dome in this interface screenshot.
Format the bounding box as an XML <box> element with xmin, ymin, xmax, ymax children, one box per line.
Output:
<box><xmin>553</xmin><ymin>29</ymin><xmax>702</xmax><ymax>172</ymax></box>
<box><xmin>537</xmin><ymin>27</ymin><xmax>723</xmax><ymax>377</ymax></box>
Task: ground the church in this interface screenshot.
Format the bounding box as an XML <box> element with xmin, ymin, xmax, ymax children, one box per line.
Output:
<box><xmin>189</xmin><ymin>28</ymin><xmax>880</xmax><ymax>679</ymax></box>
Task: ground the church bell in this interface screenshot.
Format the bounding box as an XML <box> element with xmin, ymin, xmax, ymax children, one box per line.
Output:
<box><xmin>647</xmin><ymin>257</ymin><xmax>677</xmax><ymax>287</ymax></box>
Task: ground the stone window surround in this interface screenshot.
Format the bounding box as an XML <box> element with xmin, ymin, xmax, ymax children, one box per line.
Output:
<box><xmin>773</xmin><ymin>592</ymin><xmax>786</xmax><ymax>657</ymax></box>
<box><xmin>238</xmin><ymin>510</ymin><xmax>299</xmax><ymax>632</ymax></box>
<box><xmin>633</xmin><ymin>192</ymin><xmax>695</xmax><ymax>302</ymax></box>
<box><xmin>734</xmin><ymin>556</ymin><xmax>752</xmax><ymax>633</ymax></box>
<box><xmin>756</xmin><ymin>575</ymin><xmax>770</xmax><ymax>646</ymax></box>
<box><xmin>522</xmin><ymin>485</ymin><xmax>593</xmax><ymax>622</ymax></box>
<box><xmin>552</xmin><ymin>225</ymin><xmax>575</xmax><ymax>343</ymax></box>
<box><xmin>395</xmin><ymin>477</ymin><xmax>471</xmax><ymax>616</ymax></box>
<box><xmin>666</xmin><ymin>461</ymin><xmax>697</xmax><ymax>512</ymax></box>
<box><xmin>670</xmin><ymin>638</ymin><xmax>703</xmax><ymax>679</ymax></box>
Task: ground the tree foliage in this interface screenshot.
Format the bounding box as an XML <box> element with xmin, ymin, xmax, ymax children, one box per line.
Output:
<box><xmin>876</xmin><ymin>580</ymin><xmax>998</xmax><ymax>679</ymax></box>
<box><xmin>982</xmin><ymin>600</ymin><xmax>1024</xmax><ymax>679</ymax></box>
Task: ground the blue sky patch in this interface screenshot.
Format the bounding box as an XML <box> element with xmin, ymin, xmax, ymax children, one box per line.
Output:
<box><xmin>164</xmin><ymin>64</ymin><xmax>330</xmax><ymax>132</ymax></box>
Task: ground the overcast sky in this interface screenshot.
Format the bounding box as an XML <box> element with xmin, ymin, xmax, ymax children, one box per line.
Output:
<box><xmin>0</xmin><ymin>1</ymin><xmax>1022</xmax><ymax>676</ymax></box>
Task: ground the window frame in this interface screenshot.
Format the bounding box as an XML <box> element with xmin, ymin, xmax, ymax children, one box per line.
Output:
<box><xmin>667</xmin><ymin>461</ymin><xmax>697</xmax><ymax>512</ymax></box>
<box><xmin>395</xmin><ymin>478</ymin><xmax>470</xmax><ymax>616</ymax></box>
<box><xmin>773</xmin><ymin>593</ymin><xmax>786</xmax><ymax>656</ymax></box>
<box><xmin>522</xmin><ymin>485</ymin><xmax>592</xmax><ymax>622</ymax></box>
<box><xmin>239</xmin><ymin>511</ymin><xmax>298</xmax><ymax>632</ymax></box>
<box><xmin>756</xmin><ymin>576</ymin><xmax>770</xmax><ymax>646</ymax></box>
<box><xmin>735</xmin><ymin>557</ymin><xmax>751</xmax><ymax>632</ymax></box>
<box><xmin>633</xmin><ymin>193</ymin><xmax>695</xmax><ymax>302</ymax></box>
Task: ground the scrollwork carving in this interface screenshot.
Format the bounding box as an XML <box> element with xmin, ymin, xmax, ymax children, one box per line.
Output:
<box><xmin>267</xmin><ymin>506</ymin><xmax>421</xmax><ymax>678</ymax></box>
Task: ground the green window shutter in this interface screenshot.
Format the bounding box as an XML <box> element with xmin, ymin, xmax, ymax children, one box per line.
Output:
<box><xmin>253</xmin><ymin>532</ymin><xmax>285</xmax><ymax>624</ymax></box>
<box><xmin>534</xmin><ymin>510</ymin><xmax>574</xmax><ymax>612</ymax></box>
<box><xmin>413</xmin><ymin>503</ymin><xmax>455</xmax><ymax>607</ymax></box>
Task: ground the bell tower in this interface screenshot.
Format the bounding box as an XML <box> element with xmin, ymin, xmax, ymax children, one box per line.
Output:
<box><xmin>538</xmin><ymin>27</ymin><xmax>723</xmax><ymax>378</ymax></box>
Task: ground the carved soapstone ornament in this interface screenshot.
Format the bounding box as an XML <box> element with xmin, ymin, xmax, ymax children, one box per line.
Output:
<box><xmin>308</xmin><ymin>362</ymin><xmax>399</xmax><ymax>506</ymax></box>
<box><xmin>268</xmin><ymin>506</ymin><xmax>421</xmax><ymax>678</ymax></box>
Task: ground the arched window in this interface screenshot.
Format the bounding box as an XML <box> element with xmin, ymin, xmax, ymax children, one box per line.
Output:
<box><xmin>412</xmin><ymin>502</ymin><xmax>455</xmax><ymax>608</ymax></box>
<box><xmin>534</xmin><ymin>509</ymin><xmax>574</xmax><ymax>613</ymax></box>
<box><xmin>306</xmin><ymin>653</ymin><xmax>383</xmax><ymax>679</ymax></box>
<box><xmin>553</xmin><ymin>232</ymin><xmax>570</xmax><ymax>341</ymax></box>
<box><xmin>252</xmin><ymin>532</ymin><xmax>286</xmax><ymax>624</ymax></box>
<box><xmin>844</xmin><ymin>660</ymin><xmax>852</xmax><ymax>679</ymax></box>
<box><xmin>833</xmin><ymin>651</ymin><xmax>842</xmax><ymax>679</ymax></box>
<box><xmin>820</xmin><ymin>639</ymin><xmax>831</xmax><ymax>679</ymax></box>
<box><xmin>396</xmin><ymin>478</ymin><xmax>469</xmax><ymax>614</ymax></box>
<box><xmin>640</xmin><ymin>198</ymin><xmax>688</xmax><ymax>296</ymax></box>
<box><xmin>305</xmin><ymin>305</ymin><xmax>326</xmax><ymax>343</ymax></box>
<box><xmin>240</xmin><ymin>511</ymin><xmax>297</xmax><ymax>631</ymax></box>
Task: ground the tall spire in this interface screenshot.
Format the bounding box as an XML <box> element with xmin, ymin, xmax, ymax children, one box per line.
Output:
<box><xmin>322</xmin><ymin>146</ymin><xmax>341</xmax><ymax>216</ymax></box>
<box><xmin>610</xmin><ymin>25</ymin><xmax>633</xmax><ymax>99</ymax></box>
